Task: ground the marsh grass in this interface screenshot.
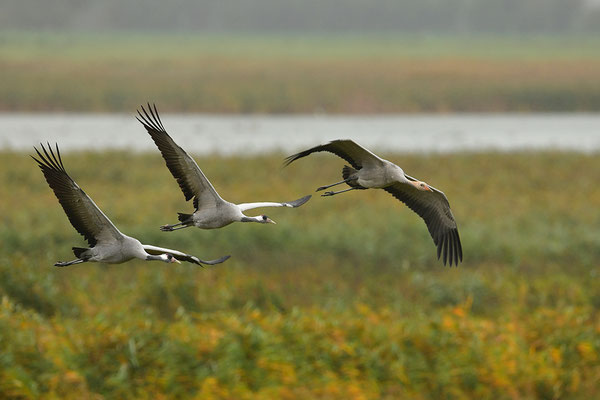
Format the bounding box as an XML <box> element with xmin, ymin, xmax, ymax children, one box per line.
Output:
<box><xmin>0</xmin><ymin>150</ymin><xmax>599</xmax><ymax>398</ymax></box>
<box><xmin>2</xmin><ymin>34</ymin><xmax>600</xmax><ymax>113</ymax></box>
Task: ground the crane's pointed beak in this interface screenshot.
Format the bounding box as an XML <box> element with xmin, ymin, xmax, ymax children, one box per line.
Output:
<box><xmin>171</xmin><ymin>258</ymin><xmax>181</xmax><ymax>264</ymax></box>
<box><xmin>267</xmin><ymin>218</ymin><xmax>276</xmax><ymax>224</ymax></box>
<box><xmin>411</xmin><ymin>180</ymin><xmax>433</xmax><ymax>192</ymax></box>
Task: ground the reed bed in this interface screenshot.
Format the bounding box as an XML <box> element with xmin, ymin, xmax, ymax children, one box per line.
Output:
<box><xmin>0</xmin><ymin>150</ymin><xmax>598</xmax><ymax>399</ymax></box>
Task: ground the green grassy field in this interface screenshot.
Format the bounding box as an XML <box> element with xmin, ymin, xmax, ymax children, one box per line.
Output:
<box><xmin>1</xmin><ymin>33</ymin><xmax>600</xmax><ymax>113</ymax></box>
<box><xmin>0</xmin><ymin>149</ymin><xmax>599</xmax><ymax>399</ymax></box>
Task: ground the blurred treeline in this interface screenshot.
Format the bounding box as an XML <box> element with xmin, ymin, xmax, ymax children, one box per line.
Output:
<box><xmin>1</xmin><ymin>0</ymin><xmax>600</xmax><ymax>34</ymax></box>
<box><xmin>2</xmin><ymin>34</ymin><xmax>600</xmax><ymax>113</ymax></box>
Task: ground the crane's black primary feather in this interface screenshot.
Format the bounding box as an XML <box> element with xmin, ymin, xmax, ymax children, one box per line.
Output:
<box><xmin>198</xmin><ymin>255</ymin><xmax>231</xmax><ymax>265</ymax></box>
<box><xmin>32</xmin><ymin>143</ymin><xmax>99</xmax><ymax>245</ymax></box>
<box><xmin>284</xmin><ymin>195</ymin><xmax>312</xmax><ymax>208</ymax></box>
<box><xmin>284</xmin><ymin>141</ymin><xmax>362</xmax><ymax>169</ymax></box>
<box><xmin>384</xmin><ymin>183</ymin><xmax>462</xmax><ymax>266</ymax></box>
<box><xmin>144</xmin><ymin>245</ymin><xmax>231</xmax><ymax>266</ymax></box>
<box><xmin>285</xmin><ymin>139</ymin><xmax>462</xmax><ymax>266</ymax></box>
<box><xmin>137</xmin><ymin>104</ymin><xmax>195</xmax><ymax>202</ymax></box>
<box><xmin>137</xmin><ymin>104</ymin><xmax>223</xmax><ymax>210</ymax></box>
<box><xmin>32</xmin><ymin>143</ymin><xmax>121</xmax><ymax>247</ymax></box>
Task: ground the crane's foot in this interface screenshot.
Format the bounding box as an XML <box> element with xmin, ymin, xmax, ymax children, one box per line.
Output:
<box><xmin>54</xmin><ymin>259</ymin><xmax>85</xmax><ymax>267</ymax></box>
<box><xmin>160</xmin><ymin>224</ymin><xmax>175</xmax><ymax>232</ymax></box>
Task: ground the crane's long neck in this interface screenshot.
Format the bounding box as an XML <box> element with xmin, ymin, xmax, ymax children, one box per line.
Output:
<box><xmin>391</xmin><ymin>165</ymin><xmax>408</xmax><ymax>183</ymax></box>
<box><xmin>129</xmin><ymin>238</ymin><xmax>165</xmax><ymax>262</ymax></box>
<box><xmin>240</xmin><ymin>215</ymin><xmax>275</xmax><ymax>224</ymax></box>
<box><xmin>240</xmin><ymin>215</ymin><xmax>262</xmax><ymax>223</ymax></box>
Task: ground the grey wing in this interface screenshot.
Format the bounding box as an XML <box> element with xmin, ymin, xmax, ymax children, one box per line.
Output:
<box><xmin>137</xmin><ymin>104</ymin><xmax>224</xmax><ymax>210</ymax></box>
<box><xmin>237</xmin><ymin>194</ymin><xmax>311</xmax><ymax>212</ymax></box>
<box><xmin>142</xmin><ymin>245</ymin><xmax>231</xmax><ymax>266</ymax></box>
<box><xmin>283</xmin><ymin>139</ymin><xmax>385</xmax><ymax>169</ymax></box>
<box><xmin>32</xmin><ymin>143</ymin><xmax>122</xmax><ymax>246</ymax></box>
<box><xmin>383</xmin><ymin>181</ymin><xmax>463</xmax><ymax>266</ymax></box>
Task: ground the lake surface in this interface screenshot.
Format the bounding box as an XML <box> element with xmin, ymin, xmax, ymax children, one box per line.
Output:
<box><xmin>1</xmin><ymin>113</ymin><xmax>599</xmax><ymax>155</ymax></box>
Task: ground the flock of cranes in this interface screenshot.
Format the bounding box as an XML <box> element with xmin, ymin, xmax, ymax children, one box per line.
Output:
<box><xmin>33</xmin><ymin>104</ymin><xmax>463</xmax><ymax>268</ymax></box>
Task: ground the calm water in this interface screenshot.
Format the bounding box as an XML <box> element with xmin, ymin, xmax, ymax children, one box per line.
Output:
<box><xmin>1</xmin><ymin>113</ymin><xmax>599</xmax><ymax>155</ymax></box>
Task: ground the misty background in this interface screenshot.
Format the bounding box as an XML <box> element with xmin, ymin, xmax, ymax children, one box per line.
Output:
<box><xmin>2</xmin><ymin>0</ymin><xmax>600</xmax><ymax>35</ymax></box>
<box><xmin>1</xmin><ymin>2</ymin><xmax>600</xmax><ymax>399</ymax></box>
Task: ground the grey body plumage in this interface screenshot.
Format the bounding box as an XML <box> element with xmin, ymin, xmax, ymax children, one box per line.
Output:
<box><xmin>32</xmin><ymin>143</ymin><xmax>230</xmax><ymax>267</ymax></box>
<box><xmin>285</xmin><ymin>139</ymin><xmax>463</xmax><ymax>266</ymax></box>
<box><xmin>137</xmin><ymin>104</ymin><xmax>311</xmax><ymax>231</ymax></box>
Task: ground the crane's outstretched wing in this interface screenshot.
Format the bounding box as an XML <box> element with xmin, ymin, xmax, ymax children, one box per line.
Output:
<box><xmin>284</xmin><ymin>139</ymin><xmax>385</xmax><ymax>169</ymax></box>
<box><xmin>238</xmin><ymin>195</ymin><xmax>312</xmax><ymax>212</ymax></box>
<box><xmin>32</xmin><ymin>143</ymin><xmax>122</xmax><ymax>246</ymax></box>
<box><xmin>137</xmin><ymin>104</ymin><xmax>224</xmax><ymax>210</ymax></box>
<box><xmin>383</xmin><ymin>181</ymin><xmax>463</xmax><ymax>266</ymax></box>
<box><xmin>143</xmin><ymin>245</ymin><xmax>231</xmax><ymax>266</ymax></box>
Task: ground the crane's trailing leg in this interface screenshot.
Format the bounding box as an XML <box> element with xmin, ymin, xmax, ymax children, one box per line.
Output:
<box><xmin>316</xmin><ymin>179</ymin><xmax>352</xmax><ymax>192</ymax></box>
<box><xmin>160</xmin><ymin>223</ymin><xmax>189</xmax><ymax>232</ymax></box>
<box><xmin>322</xmin><ymin>187</ymin><xmax>358</xmax><ymax>197</ymax></box>
<box><xmin>54</xmin><ymin>259</ymin><xmax>86</xmax><ymax>267</ymax></box>
<box><xmin>317</xmin><ymin>165</ymin><xmax>361</xmax><ymax>192</ymax></box>
<box><xmin>161</xmin><ymin>212</ymin><xmax>194</xmax><ymax>231</ymax></box>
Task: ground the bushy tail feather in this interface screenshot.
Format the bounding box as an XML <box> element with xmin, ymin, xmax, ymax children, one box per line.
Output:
<box><xmin>177</xmin><ymin>213</ymin><xmax>193</xmax><ymax>224</ymax></box>
<box><xmin>72</xmin><ymin>247</ymin><xmax>90</xmax><ymax>259</ymax></box>
<box><xmin>342</xmin><ymin>165</ymin><xmax>358</xmax><ymax>181</ymax></box>
<box><xmin>342</xmin><ymin>165</ymin><xmax>365</xmax><ymax>189</ymax></box>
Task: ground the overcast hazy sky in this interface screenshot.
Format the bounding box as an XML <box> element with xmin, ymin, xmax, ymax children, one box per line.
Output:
<box><xmin>1</xmin><ymin>0</ymin><xmax>599</xmax><ymax>35</ymax></box>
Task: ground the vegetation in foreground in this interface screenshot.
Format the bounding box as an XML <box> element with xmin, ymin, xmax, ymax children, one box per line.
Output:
<box><xmin>2</xmin><ymin>34</ymin><xmax>600</xmax><ymax>113</ymax></box>
<box><xmin>0</xmin><ymin>150</ymin><xmax>599</xmax><ymax>399</ymax></box>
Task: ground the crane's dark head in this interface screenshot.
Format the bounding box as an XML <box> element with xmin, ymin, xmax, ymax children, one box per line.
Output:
<box><xmin>163</xmin><ymin>253</ymin><xmax>181</xmax><ymax>264</ymax></box>
<box><xmin>241</xmin><ymin>214</ymin><xmax>276</xmax><ymax>224</ymax></box>
<box><xmin>412</xmin><ymin>180</ymin><xmax>433</xmax><ymax>192</ymax></box>
<box><xmin>259</xmin><ymin>214</ymin><xmax>276</xmax><ymax>224</ymax></box>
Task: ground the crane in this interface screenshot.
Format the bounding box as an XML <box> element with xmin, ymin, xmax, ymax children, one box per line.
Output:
<box><xmin>136</xmin><ymin>104</ymin><xmax>311</xmax><ymax>231</ymax></box>
<box><xmin>32</xmin><ymin>143</ymin><xmax>230</xmax><ymax>267</ymax></box>
<box><xmin>284</xmin><ymin>139</ymin><xmax>462</xmax><ymax>266</ymax></box>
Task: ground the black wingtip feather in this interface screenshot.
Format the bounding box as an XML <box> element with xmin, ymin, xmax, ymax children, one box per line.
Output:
<box><xmin>282</xmin><ymin>153</ymin><xmax>300</xmax><ymax>168</ymax></box>
<box><xmin>137</xmin><ymin>103</ymin><xmax>165</xmax><ymax>133</ymax></box>
<box><xmin>454</xmin><ymin>231</ymin><xmax>459</xmax><ymax>266</ymax></box>
<box><xmin>199</xmin><ymin>255</ymin><xmax>231</xmax><ymax>265</ymax></box>
<box><xmin>443</xmin><ymin>235</ymin><xmax>448</xmax><ymax>265</ymax></box>
<box><xmin>54</xmin><ymin>143</ymin><xmax>65</xmax><ymax>172</ymax></box>
<box><xmin>31</xmin><ymin>148</ymin><xmax>45</xmax><ymax>167</ymax></box>
<box><xmin>282</xmin><ymin>145</ymin><xmax>330</xmax><ymax>168</ymax></box>
<box><xmin>287</xmin><ymin>194</ymin><xmax>312</xmax><ymax>208</ymax></box>
<box><xmin>151</xmin><ymin>103</ymin><xmax>166</xmax><ymax>131</ymax></box>
<box><xmin>448</xmin><ymin>232</ymin><xmax>454</xmax><ymax>267</ymax></box>
<box><xmin>453</xmin><ymin>231</ymin><xmax>459</xmax><ymax>266</ymax></box>
<box><xmin>453</xmin><ymin>230</ymin><xmax>461</xmax><ymax>266</ymax></box>
<box><xmin>447</xmin><ymin>229</ymin><xmax>463</xmax><ymax>267</ymax></box>
<box><xmin>34</xmin><ymin>143</ymin><xmax>61</xmax><ymax>173</ymax></box>
<box><xmin>457</xmin><ymin>230</ymin><xmax>463</xmax><ymax>262</ymax></box>
<box><xmin>31</xmin><ymin>142</ymin><xmax>100</xmax><ymax>248</ymax></box>
<box><xmin>41</xmin><ymin>144</ymin><xmax>57</xmax><ymax>170</ymax></box>
<box><xmin>47</xmin><ymin>142</ymin><xmax>60</xmax><ymax>170</ymax></box>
